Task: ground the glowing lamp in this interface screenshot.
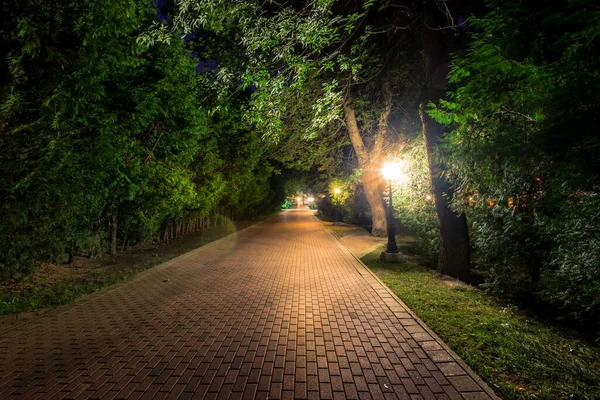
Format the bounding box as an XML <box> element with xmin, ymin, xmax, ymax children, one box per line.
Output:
<box><xmin>380</xmin><ymin>160</ymin><xmax>409</xmax><ymax>259</ymax></box>
<box><xmin>382</xmin><ymin>160</ymin><xmax>408</xmax><ymax>182</ymax></box>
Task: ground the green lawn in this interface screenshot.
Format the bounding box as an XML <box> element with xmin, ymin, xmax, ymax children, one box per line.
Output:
<box><xmin>362</xmin><ymin>247</ymin><xmax>600</xmax><ymax>400</ymax></box>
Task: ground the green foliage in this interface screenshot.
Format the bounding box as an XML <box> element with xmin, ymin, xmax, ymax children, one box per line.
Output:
<box><xmin>432</xmin><ymin>0</ymin><xmax>600</xmax><ymax>330</ymax></box>
<box><xmin>389</xmin><ymin>137</ymin><xmax>439</xmax><ymax>263</ymax></box>
<box><xmin>322</xmin><ymin>176</ymin><xmax>363</xmax><ymax>224</ymax></box>
<box><xmin>0</xmin><ymin>0</ymin><xmax>282</xmax><ymax>277</ymax></box>
<box><xmin>281</xmin><ymin>198</ymin><xmax>292</xmax><ymax>210</ymax></box>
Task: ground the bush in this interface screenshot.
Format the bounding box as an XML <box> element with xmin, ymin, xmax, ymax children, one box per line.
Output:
<box><xmin>281</xmin><ymin>198</ymin><xmax>292</xmax><ymax>209</ymax></box>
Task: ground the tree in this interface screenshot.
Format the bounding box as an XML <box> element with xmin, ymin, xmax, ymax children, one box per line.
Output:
<box><xmin>431</xmin><ymin>0</ymin><xmax>600</xmax><ymax>327</ymax></box>
<box><xmin>0</xmin><ymin>0</ymin><xmax>282</xmax><ymax>274</ymax></box>
<box><xmin>342</xmin><ymin>82</ymin><xmax>392</xmax><ymax>237</ymax></box>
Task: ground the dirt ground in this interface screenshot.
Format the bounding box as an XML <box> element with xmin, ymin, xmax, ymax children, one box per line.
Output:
<box><xmin>0</xmin><ymin>217</ymin><xmax>266</xmax><ymax>325</ymax></box>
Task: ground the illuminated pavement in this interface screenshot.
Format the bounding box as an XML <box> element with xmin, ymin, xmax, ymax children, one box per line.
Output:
<box><xmin>0</xmin><ymin>208</ymin><xmax>497</xmax><ymax>399</ymax></box>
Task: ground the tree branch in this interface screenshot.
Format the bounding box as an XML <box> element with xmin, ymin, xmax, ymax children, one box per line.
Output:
<box><xmin>142</xmin><ymin>124</ymin><xmax>165</xmax><ymax>165</ymax></box>
<box><xmin>343</xmin><ymin>98</ymin><xmax>370</xmax><ymax>168</ymax></box>
<box><xmin>372</xmin><ymin>80</ymin><xmax>393</xmax><ymax>159</ymax></box>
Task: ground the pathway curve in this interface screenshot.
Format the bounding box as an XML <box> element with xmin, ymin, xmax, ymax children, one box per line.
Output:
<box><xmin>0</xmin><ymin>208</ymin><xmax>497</xmax><ymax>399</ymax></box>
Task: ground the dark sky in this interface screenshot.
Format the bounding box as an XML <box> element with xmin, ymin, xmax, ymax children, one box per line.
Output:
<box><xmin>156</xmin><ymin>0</ymin><xmax>169</xmax><ymax>21</ymax></box>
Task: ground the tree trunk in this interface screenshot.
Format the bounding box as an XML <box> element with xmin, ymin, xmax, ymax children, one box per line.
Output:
<box><xmin>343</xmin><ymin>102</ymin><xmax>388</xmax><ymax>237</ymax></box>
<box><xmin>362</xmin><ymin>169</ymin><xmax>388</xmax><ymax>237</ymax></box>
<box><xmin>418</xmin><ymin>3</ymin><xmax>472</xmax><ymax>281</ymax></box>
<box><xmin>421</xmin><ymin>104</ymin><xmax>471</xmax><ymax>280</ymax></box>
<box><xmin>68</xmin><ymin>243</ymin><xmax>74</xmax><ymax>264</ymax></box>
<box><xmin>110</xmin><ymin>214</ymin><xmax>117</xmax><ymax>256</ymax></box>
<box><xmin>163</xmin><ymin>221</ymin><xmax>169</xmax><ymax>242</ymax></box>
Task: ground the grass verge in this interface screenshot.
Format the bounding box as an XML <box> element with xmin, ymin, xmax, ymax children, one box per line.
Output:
<box><xmin>361</xmin><ymin>246</ymin><xmax>600</xmax><ymax>399</ymax></box>
<box><xmin>0</xmin><ymin>213</ymin><xmax>274</xmax><ymax>315</ymax></box>
<box><xmin>313</xmin><ymin>211</ymin><xmax>364</xmax><ymax>239</ymax></box>
<box><xmin>324</xmin><ymin>222</ymin><xmax>361</xmax><ymax>239</ymax></box>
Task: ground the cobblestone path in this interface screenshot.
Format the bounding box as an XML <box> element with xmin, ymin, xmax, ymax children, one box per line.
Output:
<box><xmin>0</xmin><ymin>208</ymin><xmax>497</xmax><ymax>399</ymax></box>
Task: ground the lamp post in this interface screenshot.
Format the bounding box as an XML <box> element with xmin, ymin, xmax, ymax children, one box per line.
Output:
<box><xmin>385</xmin><ymin>176</ymin><xmax>399</xmax><ymax>253</ymax></box>
<box><xmin>381</xmin><ymin>162</ymin><xmax>404</xmax><ymax>262</ymax></box>
<box><xmin>333</xmin><ymin>187</ymin><xmax>341</xmax><ymax>225</ymax></box>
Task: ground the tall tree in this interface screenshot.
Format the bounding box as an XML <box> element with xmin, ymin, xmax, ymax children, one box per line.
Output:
<box><xmin>342</xmin><ymin>80</ymin><xmax>392</xmax><ymax>236</ymax></box>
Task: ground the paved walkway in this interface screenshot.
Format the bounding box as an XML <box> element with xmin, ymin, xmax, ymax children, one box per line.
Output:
<box><xmin>0</xmin><ymin>208</ymin><xmax>496</xmax><ymax>399</ymax></box>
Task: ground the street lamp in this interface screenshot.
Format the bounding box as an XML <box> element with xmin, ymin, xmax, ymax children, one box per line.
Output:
<box><xmin>380</xmin><ymin>162</ymin><xmax>405</xmax><ymax>262</ymax></box>
<box><xmin>333</xmin><ymin>187</ymin><xmax>341</xmax><ymax>225</ymax></box>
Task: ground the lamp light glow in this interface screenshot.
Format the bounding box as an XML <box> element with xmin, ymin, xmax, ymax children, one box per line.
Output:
<box><xmin>333</xmin><ymin>187</ymin><xmax>341</xmax><ymax>194</ymax></box>
<box><xmin>382</xmin><ymin>160</ymin><xmax>408</xmax><ymax>182</ymax></box>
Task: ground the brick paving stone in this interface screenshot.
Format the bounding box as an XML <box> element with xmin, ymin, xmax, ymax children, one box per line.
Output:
<box><xmin>0</xmin><ymin>208</ymin><xmax>497</xmax><ymax>399</ymax></box>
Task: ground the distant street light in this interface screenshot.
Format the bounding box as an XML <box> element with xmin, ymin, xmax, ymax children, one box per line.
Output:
<box><xmin>381</xmin><ymin>162</ymin><xmax>405</xmax><ymax>262</ymax></box>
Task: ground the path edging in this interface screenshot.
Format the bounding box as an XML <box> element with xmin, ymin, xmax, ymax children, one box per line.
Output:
<box><xmin>318</xmin><ymin>216</ymin><xmax>501</xmax><ymax>400</ymax></box>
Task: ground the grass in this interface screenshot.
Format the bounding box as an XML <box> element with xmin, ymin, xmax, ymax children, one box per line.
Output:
<box><xmin>325</xmin><ymin>222</ymin><xmax>361</xmax><ymax>238</ymax></box>
<box><xmin>313</xmin><ymin>211</ymin><xmax>362</xmax><ymax>239</ymax></box>
<box><xmin>0</xmin><ymin>213</ymin><xmax>274</xmax><ymax>315</ymax></box>
<box><xmin>361</xmin><ymin>246</ymin><xmax>600</xmax><ymax>399</ymax></box>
